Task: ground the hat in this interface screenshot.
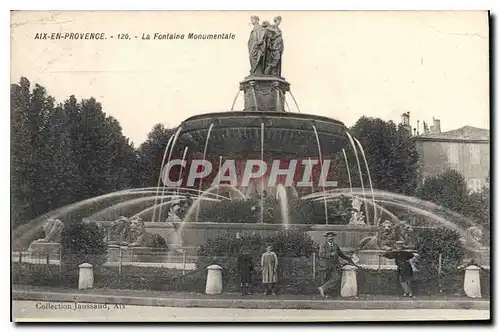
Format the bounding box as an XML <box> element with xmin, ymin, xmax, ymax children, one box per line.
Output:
<box><xmin>324</xmin><ymin>231</ymin><xmax>337</xmax><ymax>237</ymax></box>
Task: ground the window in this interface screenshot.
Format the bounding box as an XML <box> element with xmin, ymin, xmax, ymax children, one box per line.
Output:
<box><xmin>470</xmin><ymin>145</ymin><xmax>481</xmax><ymax>165</ymax></box>
<box><xmin>447</xmin><ymin>144</ymin><xmax>459</xmax><ymax>164</ymax></box>
<box><xmin>467</xmin><ymin>179</ymin><xmax>483</xmax><ymax>193</ymax></box>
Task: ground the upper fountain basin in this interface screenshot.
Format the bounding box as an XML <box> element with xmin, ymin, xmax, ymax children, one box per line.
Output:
<box><xmin>176</xmin><ymin>111</ymin><xmax>349</xmax><ymax>157</ymax></box>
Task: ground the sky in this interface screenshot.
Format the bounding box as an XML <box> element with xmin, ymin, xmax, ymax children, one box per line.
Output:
<box><xmin>10</xmin><ymin>11</ymin><xmax>490</xmax><ymax>145</ymax></box>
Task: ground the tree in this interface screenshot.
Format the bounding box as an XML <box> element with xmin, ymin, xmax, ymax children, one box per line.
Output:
<box><xmin>36</xmin><ymin>104</ymin><xmax>80</xmax><ymax>211</ymax></box>
<box><xmin>416</xmin><ymin>168</ymin><xmax>469</xmax><ymax>215</ymax></box>
<box><xmin>343</xmin><ymin>117</ymin><xmax>419</xmax><ymax>196</ymax></box>
<box><xmin>63</xmin><ymin>96</ymin><xmax>137</xmax><ymax>201</ymax></box>
<box><xmin>134</xmin><ymin>124</ymin><xmax>177</xmax><ymax>187</ymax></box>
<box><xmin>463</xmin><ymin>173</ymin><xmax>490</xmax><ymax>229</ymax></box>
<box><xmin>11</xmin><ymin>79</ymin><xmax>57</xmax><ymax>223</ymax></box>
<box><xmin>11</xmin><ymin>78</ymin><xmax>33</xmax><ymax>223</ymax></box>
<box><xmin>11</xmin><ymin>77</ymin><xmax>138</xmax><ymax>227</ymax></box>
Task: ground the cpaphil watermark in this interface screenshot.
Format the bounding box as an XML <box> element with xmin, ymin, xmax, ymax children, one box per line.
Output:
<box><xmin>161</xmin><ymin>158</ymin><xmax>339</xmax><ymax>188</ymax></box>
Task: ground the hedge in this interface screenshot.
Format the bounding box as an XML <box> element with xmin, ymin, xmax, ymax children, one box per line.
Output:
<box><xmin>12</xmin><ymin>261</ymin><xmax>490</xmax><ymax>297</ymax></box>
<box><xmin>195</xmin><ymin>197</ymin><xmax>351</xmax><ymax>225</ymax></box>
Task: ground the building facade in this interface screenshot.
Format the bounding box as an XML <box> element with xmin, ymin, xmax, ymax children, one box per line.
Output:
<box><xmin>413</xmin><ymin>120</ymin><xmax>490</xmax><ymax>193</ymax></box>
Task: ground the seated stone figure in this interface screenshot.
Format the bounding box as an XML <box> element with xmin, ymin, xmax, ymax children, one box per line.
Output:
<box><xmin>463</xmin><ymin>226</ymin><xmax>484</xmax><ymax>250</ymax></box>
<box><xmin>461</xmin><ymin>226</ymin><xmax>488</xmax><ymax>266</ymax></box>
<box><xmin>28</xmin><ymin>218</ymin><xmax>64</xmax><ymax>254</ymax></box>
<box><xmin>108</xmin><ymin>216</ymin><xmax>167</xmax><ymax>248</ymax></box>
<box><xmin>33</xmin><ymin>218</ymin><xmax>64</xmax><ymax>243</ymax></box>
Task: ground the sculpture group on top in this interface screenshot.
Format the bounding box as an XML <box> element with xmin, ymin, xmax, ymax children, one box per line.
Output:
<box><xmin>248</xmin><ymin>15</ymin><xmax>284</xmax><ymax>77</ymax></box>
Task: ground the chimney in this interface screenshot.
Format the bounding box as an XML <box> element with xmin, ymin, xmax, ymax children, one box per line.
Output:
<box><xmin>401</xmin><ymin>112</ymin><xmax>410</xmax><ymax>126</ymax></box>
<box><xmin>430</xmin><ymin>117</ymin><xmax>441</xmax><ymax>134</ymax></box>
<box><xmin>401</xmin><ymin>112</ymin><xmax>412</xmax><ymax>135</ymax></box>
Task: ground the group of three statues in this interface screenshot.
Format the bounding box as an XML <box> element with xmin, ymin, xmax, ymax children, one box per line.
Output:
<box><xmin>28</xmin><ymin>215</ymin><xmax>179</xmax><ymax>251</ymax></box>
<box><xmin>248</xmin><ymin>16</ymin><xmax>284</xmax><ymax>77</ymax></box>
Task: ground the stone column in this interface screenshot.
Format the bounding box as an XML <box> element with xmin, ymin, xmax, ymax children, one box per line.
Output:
<box><xmin>464</xmin><ymin>265</ymin><xmax>481</xmax><ymax>298</ymax></box>
<box><xmin>205</xmin><ymin>264</ymin><xmax>223</xmax><ymax>295</ymax></box>
<box><xmin>78</xmin><ymin>263</ymin><xmax>94</xmax><ymax>290</ymax></box>
<box><xmin>240</xmin><ymin>76</ymin><xmax>290</xmax><ymax>112</ymax></box>
<box><xmin>341</xmin><ymin>265</ymin><xmax>358</xmax><ymax>297</ymax></box>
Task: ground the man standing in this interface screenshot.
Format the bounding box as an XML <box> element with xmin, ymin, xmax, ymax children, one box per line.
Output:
<box><xmin>318</xmin><ymin>231</ymin><xmax>357</xmax><ymax>297</ymax></box>
<box><xmin>261</xmin><ymin>245</ymin><xmax>278</xmax><ymax>295</ymax></box>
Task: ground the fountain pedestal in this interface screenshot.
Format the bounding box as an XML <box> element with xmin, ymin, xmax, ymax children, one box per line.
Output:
<box><xmin>206</xmin><ymin>265</ymin><xmax>223</xmax><ymax>295</ymax></box>
<box><xmin>341</xmin><ymin>265</ymin><xmax>358</xmax><ymax>297</ymax></box>
<box><xmin>240</xmin><ymin>76</ymin><xmax>290</xmax><ymax>112</ymax></box>
<box><xmin>463</xmin><ymin>265</ymin><xmax>481</xmax><ymax>298</ymax></box>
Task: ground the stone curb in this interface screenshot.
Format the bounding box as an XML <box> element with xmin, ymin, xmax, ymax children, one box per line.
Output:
<box><xmin>12</xmin><ymin>290</ymin><xmax>490</xmax><ymax>311</ymax></box>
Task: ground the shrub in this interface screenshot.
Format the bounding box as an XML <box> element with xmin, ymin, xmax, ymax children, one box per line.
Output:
<box><xmin>60</xmin><ymin>221</ymin><xmax>108</xmax><ymax>271</ymax></box>
<box><xmin>264</xmin><ymin>229</ymin><xmax>318</xmax><ymax>257</ymax></box>
<box><xmin>414</xmin><ymin>227</ymin><xmax>465</xmax><ymax>293</ymax></box>
<box><xmin>195</xmin><ymin>197</ymin><xmax>350</xmax><ymax>225</ymax></box>
<box><xmin>194</xmin><ymin>230</ymin><xmax>318</xmax><ymax>291</ymax></box>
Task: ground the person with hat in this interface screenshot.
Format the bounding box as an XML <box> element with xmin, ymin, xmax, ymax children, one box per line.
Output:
<box><xmin>318</xmin><ymin>231</ymin><xmax>358</xmax><ymax>298</ymax></box>
<box><xmin>237</xmin><ymin>246</ymin><xmax>255</xmax><ymax>296</ymax></box>
<box><xmin>260</xmin><ymin>244</ymin><xmax>278</xmax><ymax>295</ymax></box>
<box><xmin>382</xmin><ymin>240</ymin><xmax>415</xmax><ymax>298</ymax></box>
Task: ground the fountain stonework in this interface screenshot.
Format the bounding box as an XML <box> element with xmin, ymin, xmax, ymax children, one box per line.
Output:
<box><xmin>15</xmin><ymin>16</ymin><xmax>490</xmax><ymax>274</ymax></box>
<box><xmin>240</xmin><ymin>76</ymin><xmax>289</xmax><ymax>112</ymax></box>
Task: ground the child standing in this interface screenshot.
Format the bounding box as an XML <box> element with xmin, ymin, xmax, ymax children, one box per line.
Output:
<box><xmin>237</xmin><ymin>248</ymin><xmax>254</xmax><ymax>296</ymax></box>
<box><xmin>261</xmin><ymin>245</ymin><xmax>278</xmax><ymax>295</ymax></box>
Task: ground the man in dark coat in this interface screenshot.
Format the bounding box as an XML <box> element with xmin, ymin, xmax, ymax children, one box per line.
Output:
<box><xmin>318</xmin><ymin>231</ymin><xmax>357</xmax><ymax>297</ymax></box>
<box><xmin>237</xmin><ymin>248</ymin><xmax>254</xmax><ymax>296</ymax></box>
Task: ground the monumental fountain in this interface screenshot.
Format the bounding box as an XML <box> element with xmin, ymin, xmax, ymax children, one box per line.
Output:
<box><xmin>13</xmin><ymin>16</ymin><xmax>489</xmax><ymax>270</ymax></box>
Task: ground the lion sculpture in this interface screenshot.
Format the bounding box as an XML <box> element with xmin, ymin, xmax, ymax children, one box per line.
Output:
<box><xmin>28</xmin><ymin>218</ymin><xmax>64</xmax><ymax>254</ymax></box>
<box><xmin>32</xmin><ymin>218</ymin><xmax>64</xmax><ymax>244</ymax></box>
<box><xmin>108</xmin><ymin>216</ymin><xmax>167</xmax><ymax>248</ymax></box>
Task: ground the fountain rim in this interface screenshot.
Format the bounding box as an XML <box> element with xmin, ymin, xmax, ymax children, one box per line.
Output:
<box><xmin>180</xmin><ymin>111</ymin><xmax>348</xmax><ymax>128</ymax></box>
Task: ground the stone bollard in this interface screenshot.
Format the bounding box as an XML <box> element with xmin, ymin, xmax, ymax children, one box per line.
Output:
<box><xmin>205</xmin><ymin>265</ymin><xmax>223</xmax><ymax>295</ymax></box>
<box><xmin>78</xmin><ymin>263</ymin><xmax>94</xmax><ymax>290</ymax></box>
<box><xmin>341</xmin><ymin>265</ymin><xmax>358</xmax><ymax>297</ymax></box>
<box><xmin>464</xmin><ymin>265</ymin><xmax>481</xmax><ymax>298</ymax></box>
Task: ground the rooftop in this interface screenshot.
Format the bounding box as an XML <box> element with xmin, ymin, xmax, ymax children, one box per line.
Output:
<box><xmin>416</xmin><ymin>125</ymin><xmax>490</xmax><ymax>141</ymax></box>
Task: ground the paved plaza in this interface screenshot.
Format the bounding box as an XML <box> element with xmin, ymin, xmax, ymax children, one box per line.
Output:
<box><xmin>13</xmin><ymin>300</ymin><xmax>489</xmax><ymax>322</ymax></box>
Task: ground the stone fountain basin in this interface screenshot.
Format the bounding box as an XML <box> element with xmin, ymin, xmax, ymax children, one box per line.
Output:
<box><xmin>100</xmin><ymin>223</ymin><xmax>490</xmax><ymax>269</ymax></box>
<box><xmin>107</xmin><ymin>245</ymin><xmax>186</xmax><ymax>264</ymax></box>
<box><xmin>176</xmin><ymin>111</ymin><xmax>349</xmax><ymax>156</ymax></box>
